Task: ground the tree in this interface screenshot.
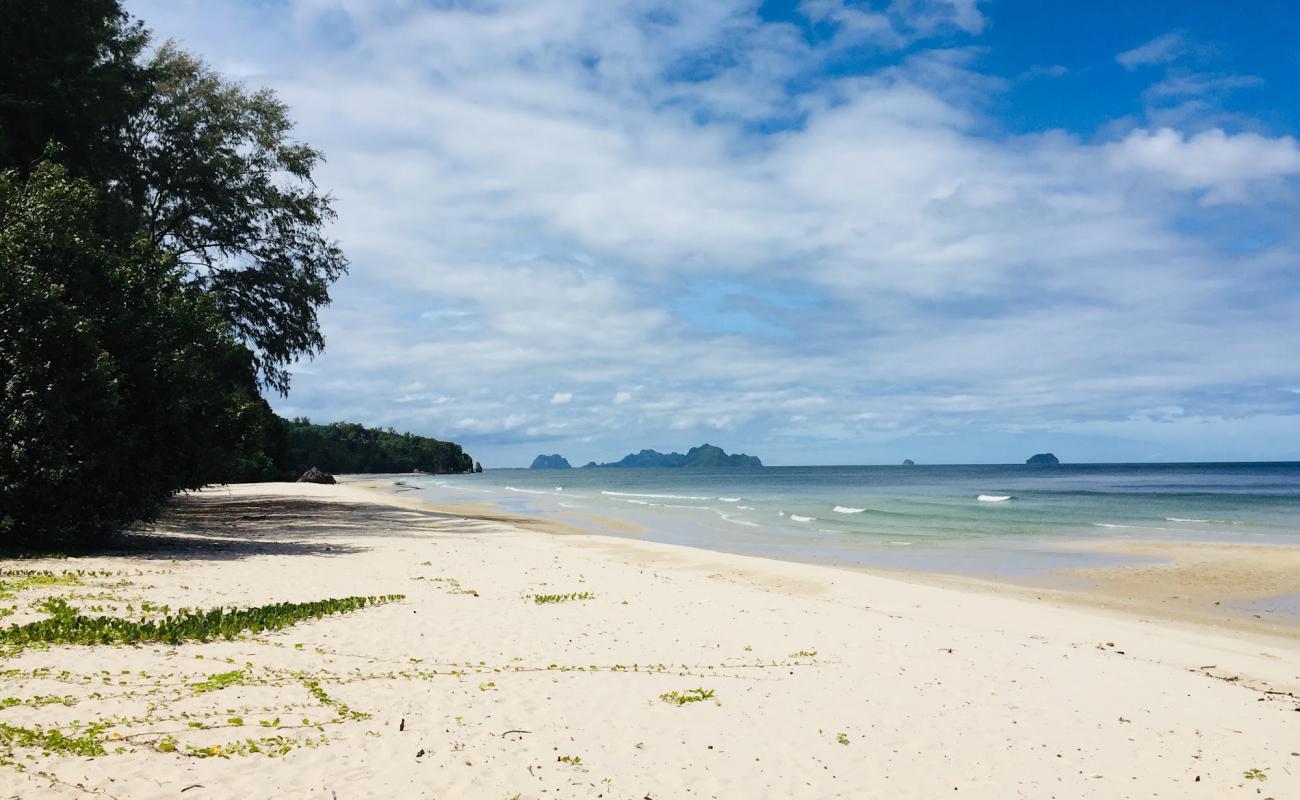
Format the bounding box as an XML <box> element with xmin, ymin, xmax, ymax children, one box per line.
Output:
<box><xmin>116</xmin><ymin>44</ymin><xmax>348</xmax><ymax>393</ymax></box>
<box><xmin>1</xmin><ymin>5</ymin><xmax>347</xmax><ymax>395</ymax></box>
<box><xmin>0</xmin><ymin>161</ymin><xmax>267</xmax><ymax>546</ymax></box>
<box><xmin>0</xmin><ymin>0</ymin><xmax>149</xmax><ymax>181</ymax></box>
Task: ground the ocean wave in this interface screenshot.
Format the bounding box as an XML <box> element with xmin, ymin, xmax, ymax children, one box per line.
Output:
<box><xmin>505</xmin><ymin>486</ymin><xmax>563</xmax><ymax>496</ymax></box>
<box><xmin>833</xmin><ymin>506</ymin><xmax>866</xmax><ymax>514</ymax></box>
<box><xmin>790</xmin><ymin>514</ymin><xmax>816</xmax><ymax>523</ymax></box>
<box><xmin>602</xmin><ymin>491</ymin><xmax>711</xmax><ymax>500</ymax></box>
<box><xmin>817</xmin><ymin>528</ymin><xmax>847</xmax><ymax>534</ymax></box>
<box><xmin>977</xmin><ymin>495</ymin><xmax>1011</xmax><ymax>503</ymax></box>
<box><xmin>718</xmin><ymin>497</ymin><xmax>742</xmax><ymax>503</ymax></box>
<box><xmin>736</xmin><ymin>505</ymin><xmax>754</xmax><ymax>510</ymax></box>
<box><xmin>720</xmin><ymin>514</ymin><xmax>761</xmax><ymax>528</ymax></box>
<box><xmin>621</xmin><ymin>498</ymin><xmax>658</xmax><ymax>506</ymax></box>
<box><xmin>1164</xmin><ymin>517</ymin><xmax>1241</xmax><ymax>525</ymax></box>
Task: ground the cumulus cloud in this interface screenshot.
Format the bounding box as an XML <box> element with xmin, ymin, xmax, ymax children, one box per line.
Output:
<box><xmin>1106</xmin><ymin>127</ymin><xmax>1300</xmax><ymax>202</ymax></box>
<box><xmin>129</xmin><ymin>0</ymin><xmax>1300</xmax><ymax>465</ymax></box>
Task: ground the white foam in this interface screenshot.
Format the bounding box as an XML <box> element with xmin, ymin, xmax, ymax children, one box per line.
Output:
<box><xmin>1164</xmin><ymin>517</ymin><xmax>1208</xmax><ymax>523</ymax></box>
<box><xmin>505</xmin><ymin>486</ymin><xmax>563</xmax><ymax>496</ymax></box>
<box><xmin>736</xmin><ymin>505</ymin><xmax>754</xmax><ymax>510</ymax></box>
<box><xmin>790</xmin><ymin>514</ymin><xmax>816</xmax><ymax>523</ymax></box>
<box><xmin>833</xmin><ymin>506</ymin><xmax>866</xmax><ymax>514</ymax></box>
<box><xmin>602</xmin><ymin>491</ymin><xmax>711</xmax><ymax>500</ymax></box>
<box><xmin>718</xmin><ymin>497</ymin><xmax>742</xmax><ymax>503</ymax></box>
<box><xmin>720</xmin><ymin>514</ymin><xmax>761</xmax><ymax>528</ymax></box>
<box><xmin>817</xmin><ymin>528</ymin><xmax>847</xmax><ymax>534</ymax></box>
<box><xmin>977</xmin><ymin>495</ymin><xmax>1011</xmax><ymax>503</ymax></box>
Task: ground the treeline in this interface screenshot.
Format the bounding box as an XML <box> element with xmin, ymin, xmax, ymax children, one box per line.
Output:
<box><xmin>279</xmin><ymin>420</ymin><xmax>476</xmax><ymax>476</ymax></box>
<box><xmin>0</xmin><ymin>3</ymin><xmax>469</xmax><ymax>548</ymax></box>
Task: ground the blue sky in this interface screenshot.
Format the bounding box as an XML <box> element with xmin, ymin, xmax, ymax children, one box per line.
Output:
<box><xmin>127</xmin><ymin>0</ymin><xmax>1300</xmax><ymax>466</ymax></box>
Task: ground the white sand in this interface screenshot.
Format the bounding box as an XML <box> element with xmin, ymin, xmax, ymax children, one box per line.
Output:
<box><xmin>1</xmin><ymin>481</ymin><xmax>1297</xmax><ymax>798</ymax></box>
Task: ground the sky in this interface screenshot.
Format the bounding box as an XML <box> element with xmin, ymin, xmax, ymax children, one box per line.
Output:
<box><xmin>125</xmin><ymin>0</ymin><xmax>1300</xmax><ymax>466</ymax></box>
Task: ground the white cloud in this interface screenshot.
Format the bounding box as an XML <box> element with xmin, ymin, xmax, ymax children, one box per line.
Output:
<box><xmin>126</xmin><ymin>0</ymin><xmax>1300</xmax><ymax>465</ymax></box>
<box><xmin>1116</xmin><ymin>32</ymin><xmax>1184</xmax><ymax>70</ymax></box>
<box><xmin>1106</xmin><ymin>127</ymin><xmax>1300</xmax><ymax>202</ymax></box>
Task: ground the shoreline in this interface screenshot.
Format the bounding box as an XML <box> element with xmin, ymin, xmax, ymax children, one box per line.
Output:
<box><xmin>0</xmin><ymin>481</ymin><xmax>1297</xmax><ymax>797</ymax></box>
<box><xmin>354</xmin><ymin>475</ymin><xmax>1300</xmax><ymax>641</ymax></box>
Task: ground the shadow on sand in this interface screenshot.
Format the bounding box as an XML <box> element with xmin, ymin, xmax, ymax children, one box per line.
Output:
<box><xmin>102</xmin><ymin>491</ymin><xmax>465</xmax><ymax>562</ymax></box>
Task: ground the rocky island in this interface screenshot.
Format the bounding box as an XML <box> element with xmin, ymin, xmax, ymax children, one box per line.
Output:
<box><xmin>1026</xmin><ymin>453</ymin><xmax>1060</xmax><ymax>465</ymax></box>
<box><xmin>529</xmin><ymin>454</ymin><xmax>572</xmax><ymax>469</ymax></box>
<box><xmin>579</xmin><ymin>443</ymin><xmax>763</xmax><ymax>469</ymax></box>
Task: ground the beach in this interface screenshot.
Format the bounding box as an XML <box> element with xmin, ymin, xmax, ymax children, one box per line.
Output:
<box><xmin>1</xmin><ymin>481</ymin><xmax>1298</xmax><ymax>798</ymax></box>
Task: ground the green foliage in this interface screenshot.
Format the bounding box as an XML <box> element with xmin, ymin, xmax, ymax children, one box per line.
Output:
<box><xmin>0</xmin><ymin>594</ymin><xmax>403</xmax><ymax>648</ymax></box>
<box><xmin>118</xmin><ymin>44</ymin><xmax>347</xmax><ymax>394</ymax></box>
<box><xmin>0</xmin><ymin>3</ymin><xmax>381</xmax><ymax>546</ymax></box>
<box><xmin>0</xmin><ymin>0</ymin><xmax>149</xmax><ymax>183</ymax></box>
<box><xmin>532</xmin><ymin>592</ymin><xmax>595</xmax><ymax>605</ymax></box>
<box><xmin>836</xmin><ymin>732</ymin><xmax>849</xmax><ymax>745</ymax></box>
<box><xmin>1</xmin><ymin>162</ymin><xmax>277</xmax><ymax>546</ymax></box>
<box><xmin>0</xmin><ymin>722</ymin><xmax>106</xmax><ymax>756</ymax></box>
<box><xmin>659</xmin><ymin>688</ymin><xmax>715</xmax><ymax>705</ymax></box>
<box><xmin>1243</xmin><ymin>767</ymin><xmax>1267</xmax><ymax>781</ymax></box>
<box><xmin>280</xmin><ymin>420</ymin><xmax>474</xmax><ymax>476</ymax></box>
<box><xmin>192</xmin><ymin>670</ymin><xmax>245</xmax><ymax>694</ymax></box>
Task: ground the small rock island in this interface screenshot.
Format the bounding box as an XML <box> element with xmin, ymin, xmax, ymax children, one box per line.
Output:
<box><xmin>529</xmin><ymin>454</ymin><xmax>573</xmax><ymax>470</ymax></box>
<box><xmin>1026</xmin><ymin>453</ymin><xmax>1060</xmax><ymax>465</ymax></box>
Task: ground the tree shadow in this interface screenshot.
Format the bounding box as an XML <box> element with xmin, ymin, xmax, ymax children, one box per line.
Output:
<box><xmin>99</xmin><ymin>493</ymin><xmax>457</xmax><ymax>562</ymax></box>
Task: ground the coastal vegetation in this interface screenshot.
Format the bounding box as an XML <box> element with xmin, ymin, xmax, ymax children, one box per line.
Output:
<box><xmin>280</xmin><ymin>419</ymin><xmax>474</xmax><ymax>476</ymax></box>
<box><xmin>0</xmin><ymin>594</ymin><xmax>404</xmax><ymax>649</ymax></box>
<box><xmin>531</xmin><ymin>592</ymin><xmax>595</xmax><ymax>604</ymax></box>
<box><xmin>0</xmin><ymin>3</ymin><xmax>472</xmax><ymax>547</ymax></box>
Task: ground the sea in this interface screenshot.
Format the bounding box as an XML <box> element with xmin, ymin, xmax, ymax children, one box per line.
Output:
<box><xmin>377</xmin><ymin>462</ymin><xmax>1300</xmax><ymax>578</ymax></box>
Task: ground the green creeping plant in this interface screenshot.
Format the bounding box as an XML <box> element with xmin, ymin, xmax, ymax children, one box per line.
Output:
<box><xmin>659</xmin><ymin>688</ymin><xmax>715</xmax><ymax>706</ymax></box>
<box><xmin>0</xmin><ymin>595</ymin><xmax>405</xmax><ymax>647</ymax></box>
<box><xmin>532</xmin><ymin>592</ymin><xmax>594</xmax><ymax>605</ymax></box>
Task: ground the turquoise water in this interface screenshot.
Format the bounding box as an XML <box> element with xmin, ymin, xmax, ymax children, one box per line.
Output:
<box><xmin>383</xmin><ymin>463</ymin><xmax>1300</xmax><ymax>577</ymax></box>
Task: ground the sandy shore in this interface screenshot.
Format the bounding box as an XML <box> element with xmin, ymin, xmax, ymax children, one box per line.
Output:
<box><xmin>1</xmin><ymin>482</ymin><xmax>1298</xmax><ymax>798</ymax></box>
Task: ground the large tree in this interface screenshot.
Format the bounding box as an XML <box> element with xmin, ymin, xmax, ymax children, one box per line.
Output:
<box><xmin>117</xmin><ymin>44</ymin><xmax>347</xmax><ymax>393</ymax></box>
<box><xmin>0</xmin><ymin>3</ymin><xmax>347</xmax><ymax>393</ymax></box>
<box><xmin>0</xmin><ymin>162</ymin><xmax>267</xmax><ymax>545</ymax></box>
<box><xmin>0</xmin><ymin>2</ymin><xmax>350</xmax><ymax>546</ymax></box>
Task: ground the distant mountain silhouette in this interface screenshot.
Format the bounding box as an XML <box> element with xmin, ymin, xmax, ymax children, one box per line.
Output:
<box><xmin>581</xmin><ymin>443</ymin><xmax>762</xmax><ymax>469</ymax></box>
<box><xmin>1026</xmin><ymin>453</ymin><xmax>1060</xmax><ymax>465</ymax></box>
<box><xmin>529</xmin><ymin>454</ymin><xmax>572</xmax><ymax>469</ymax></box>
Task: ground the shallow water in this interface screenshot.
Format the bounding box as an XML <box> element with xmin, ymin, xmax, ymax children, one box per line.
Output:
<box><xmin>380</xmin><ymin>462</ymin><xmax>1300</xmax><ymax>578</ymax></box>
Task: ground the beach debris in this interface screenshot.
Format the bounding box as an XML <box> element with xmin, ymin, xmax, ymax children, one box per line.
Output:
<box><xmin>399</xmin><ymin>718</ymin><xmax>405</xmax><ymax>731</ymax></box>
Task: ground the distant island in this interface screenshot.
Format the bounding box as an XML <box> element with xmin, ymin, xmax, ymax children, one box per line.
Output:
<box><xmin>902</xmin><ymin>459</ymin><xmax>915</xmax><ymax>465</ymax></box>
<box><xmin>1026</xmin><ymin>453</ymin><xmax>1060</xmax><ymax>465</ymax></box>
<box><xmin>572</xmin><ymin>443</ymin><xmax>763</xmax><ymax>469</ymax></box>
<box><xmin>530</xmin><ymin>454</ymin><xmax>572</xmax><ymax>469</ymax></box>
